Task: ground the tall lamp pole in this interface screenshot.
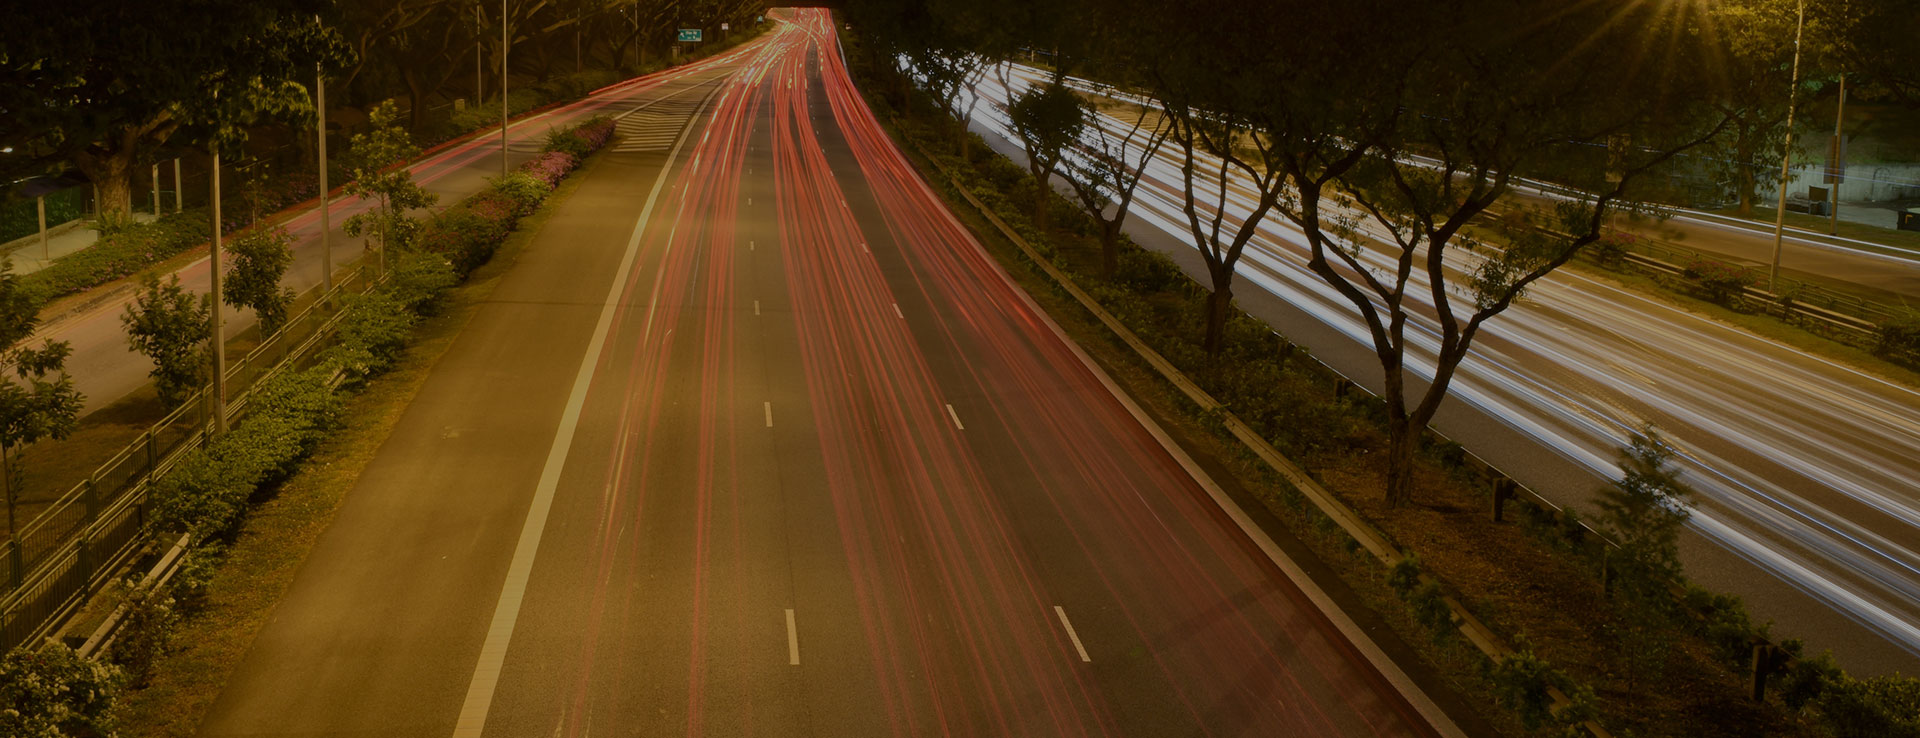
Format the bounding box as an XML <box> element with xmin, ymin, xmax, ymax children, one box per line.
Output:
<box><xmin>1767</xmin><ymin>0</ymin><xmax>1806</xmax><ymax>293</ymax></box>
<box><xmin>209</xmin><ymin>146</ymin><xmax>228</xmax><ymax>434</ymax></box>
<box><xmin>1829</xmin><ymin>74</ymin><xmax>1846</xmax><ymax>235</ymax></box>
<box><xmin>317</xmin><ymin>61</ymin><xmax>333</xmax><ymax>293</ymax></box>
<box><xmin>501</xmin><ymin>0</ymin><xmax>510</xmax><ymax>178</ymax></box>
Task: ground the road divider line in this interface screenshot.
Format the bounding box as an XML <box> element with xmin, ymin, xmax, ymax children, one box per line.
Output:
<box><xmin>892</xmin><ymin>303</ymin><xmax>904</xmax><ymax>319</ymax></box>
<box><xmin>765</xmin><ymin>401</ymin><xmax>774</xmax><ymax>428</ymax></box>
<box><xmin>946</xmin><ymin>404</ymin><xmax>965</xmax><ymax>430</ymax></box>
<box><xmin>785</xmin><ymin>609</ymin><xmax>800</xmax><ymax>665</ymax></box>
<box><xmin>449</xmin><ymin>79</ymin><xmax>721</xmax><ymax>738</ymax></box>
<box><xmin>1053</xmin><ymin>606</ymin><xmax>1091</xmax><ymax>662</ymax></box>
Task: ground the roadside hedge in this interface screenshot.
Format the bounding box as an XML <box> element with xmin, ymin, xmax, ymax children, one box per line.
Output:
<box><xmin>19</xmin><ymin>212</ymin><xmax>211</xmax><ymax>308</ymax></box>
<box><xmin>416</xmin><ymin>115</ymin><xmax>612</xmax><ymax>279</ymax></box>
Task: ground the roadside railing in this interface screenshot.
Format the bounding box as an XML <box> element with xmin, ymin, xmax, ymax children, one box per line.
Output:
<box><xmin>0</xmin><ymin>265</ymin><xmax>379</xmax><ymax>652</ymax></box>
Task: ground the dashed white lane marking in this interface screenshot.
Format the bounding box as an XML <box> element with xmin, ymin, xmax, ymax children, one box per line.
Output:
<box><xmin>765</xmin><ymin>401</ymin><xmax>774</xmax><ymax>428</ymax></box>
<box><xmin>860</xmin><ymin>242</ymin><xmax>869</xmax><ymax>253</ymax></box>
<box><xmin>451</xmin><ymin>78</ymin><xmax>717</xmax><ymax>738</ymax></box>
<box><xmin>892</xmin><ymin>303</ymin><xmax>904</xmax><ymax>319</ymax></box>
<box><xmin>1054</xmin><ymin>606</ymin><xmax>1091</xmax><ymax>662</ymax></box>
<box><xmin>749</xmin><ymin>239</ymin><xmax>756</xmax><ymax>251</ymax></box>
<box><xmin>786</xmin><ymin>609</ymin><xmax>800</xmax><ymax>665</ymax></box>
<box><xmin>754</xmin><ymin>300</ymin><xmax>761</xmax><ymax>316</ymax></box>
<box><xmin>946</xmin><ymin>404</ymin><xmax>965</xmax><ymax>430</ymax></box>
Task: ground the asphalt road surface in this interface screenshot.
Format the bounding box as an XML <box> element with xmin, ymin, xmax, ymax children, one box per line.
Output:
<box><xmin>196</xmin><ymin>12</ymin><xmax>1464</xmax><ymax>737</ymax></box>
<box><xmin>968</xmin><ymin>64</ymin><xmax>1920</xmax><ymax>675</ymax></box>
<box><xmin>32</xmin><ymin>45</ymin><xmax>751</xmax><ymax>418</ymax></box>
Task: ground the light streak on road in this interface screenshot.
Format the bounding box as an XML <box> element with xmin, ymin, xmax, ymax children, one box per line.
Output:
<box><xmin>966</xmin><ymin>63</ymin><xmax>1920</xmax><ymax>667</ymax></box>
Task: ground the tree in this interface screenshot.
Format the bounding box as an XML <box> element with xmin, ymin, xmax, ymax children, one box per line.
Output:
<box><xmin>0</xmin><ymin>2</ymin><xmax>345</xmax><ymax>216</ymax></box>
<box><xmin>1704</xmin><ymin>0</ymin><xmax>1846</xmax><ymax>216</ymax></box>
<box><xmin>1209</xmin><ymin>0</ymin><xmax>1731</xmax><ymax>506</ymax></box>
<box><xmin>123</xmin><ymin>274</ymin><xmax>212</xmax><ymax>409</ymax></box>
<box><xmin>1594</xmin><ymin>427</ymin><xmax>1694</xmax><ymax>694</ymax></box>
<box><xmin>1058</xmin><ymin>87</ymin><xmax>1170</xmax><ymax>277</ymax></box>
<box><xmin>224</xmin><ymin>227</ymin><xmax>298</xmax><ymax>337</ymax></box>
<box><xmin>1596</xmin><ymin>428</ymin><xmax>1695</xmax><ymax>592</ymax></box>
<box><xmin>0</xmin><ymin>261</ymin><xmax>83</xmax><ymax>540</ymax></box>
<box><xmin>343</xmin><ymin>101</ymin><xmax>439</xmax><ymax>273</ymax></box>
<box><xmin>1005</xmin><ymin>79</ymin><xmax>1085</xmax><ymax>232</ymax></box>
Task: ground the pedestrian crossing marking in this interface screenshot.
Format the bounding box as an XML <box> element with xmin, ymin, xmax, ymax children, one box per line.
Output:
<box><xmin>612</xmin><ymin>96</ymin><xmax>708</xmax><ymax>153</ymax></box>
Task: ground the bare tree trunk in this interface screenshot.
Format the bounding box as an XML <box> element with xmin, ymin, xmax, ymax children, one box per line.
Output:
<box><xmin>1099</xmin><ymin>222</ymin><xmax>1120</xmax><ymax>278</ymax></box>
<box><xmin>1203</xmin><ymin>271</ymin><xmax>1233</xmax><ymax>353</ymax></box>
<box><xmin>1385</xmin><ymin>412</ymin><xmax>1416</xmax><ymax>506</ymax></box>
<box><xmin>404</xmin><ymin>67</ymin><xmax>430</xmax><ymax>134</ymax></box>
<box><xmin>72</xmin><ymin>149</ymin><xmax>136</xmax><ymax>217</ymax></box>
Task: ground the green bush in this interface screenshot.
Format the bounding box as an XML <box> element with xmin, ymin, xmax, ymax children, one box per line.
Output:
<box><xmin>384</xmin><ymin>248</ymin><xmax>459</xmax><ymax>316</ymax></box>
<box><xmin>1487</xmin><ymin>647</ymin><xmax>1597</xmax><ymax>732</ymax></box>
<box><xmin>0</xmin><ymin>645</ymin><xmax>121</xmax><ymax>738</ymax></box>
<box><xmin>1818</xmin><ymin>675</ymin><xmax>1920</xmax><ymax>738</ymax></box>
<box><xmin>489</xmin><ymin>172</ymin><xmax>553</xmax><ymax>215</ymax></box>
<box><xmin>543</xmin><ymin>128</ymin><xmax>592</xmax><ymax>159</ymax></box>
<box><xmin>151</xmin><ymin>366</ymin><xmax>340</xmax><ymax>541</ymax></box>
<box><xmin>21</xmin><ymin>211</ymin><xmax>211</xmax><ymax>307</ymax></box>
<box><xmin>418</xmin><ymin>202</ymin><xmax>511</xmax><ymax>278</ymax></box>
<box><xmin>1680</xmin><ymin>259</ymin><xmax>1757</xmax><ymax>306</ymax></box>
<box><xmin>107</xmin><ymin>581</ymin><xmax>177</xmax><ymax>688</ymax></box>
<box><xmin>328</xmin><ymin>291</ymin><xmax>417</xmax><ymax>382</ymax></box>
<box><xmin>1874</xmin><ymin>316</ymin><xmax>1920</xmax><ymax>363</ymax></box>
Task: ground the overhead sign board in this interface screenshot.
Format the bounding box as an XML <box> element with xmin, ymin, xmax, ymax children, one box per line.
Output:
<box><xmin>678</xmin><ymin>28</ymin><xmax>702</xmax><ymax>42</ymax></box>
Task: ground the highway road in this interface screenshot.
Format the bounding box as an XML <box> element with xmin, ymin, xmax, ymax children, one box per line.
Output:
<box><xmin>31</xmin><ymin>42</ymin><xmax>757</xmax><ymax>418</ymax></box>
<box><xmin>195</xmin><ymin>11</ymin><xmax>1464</xmax><ymax>737</ymax></box>
<box><xmin>967</xmin><ymin>64</ymin><xmax>1920</xmax><ymax>675</ymax></box>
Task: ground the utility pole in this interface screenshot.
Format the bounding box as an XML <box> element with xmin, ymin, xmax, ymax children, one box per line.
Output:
<box><xmin>1768</xmin><ymin>0</ymin><xmax>1805</xmax><ymax>293</ymax></box>
<box><xmin>501</xmin><ymin>0</ymin><xmax>510</xmax><ymax>178</ymax></box>
<box><xmin>152</xmin><ymin>163</ymin><xmax>161</xmax><ymax>215</ymax></box>
<box><xmin>477</xmin><ymin>7</ymin><xmax>485</xmax><ymax>104</ymax></box>
<box><xmin>37</xmin><ymin>197</ymin><xmax>47</xmax><ymax>260</ymax></box>
<box><xmin>318</xmin><ymin>61</ymin><xmax>333</xmax><ymax>292</ymax></box>
<box><xmin>209</xmin><ymin>148</ymin><xmax>228</xmax><ymax>433</ymax></box>
<box><xmin>1829</xmin><ymin>74</ymin><xmax>1847</xmax><ymax>236</ymax></box>
<box><xmin>173</xmin><ymin>159</ymin><xmax>183</xmax><ymax>212</ymax></box>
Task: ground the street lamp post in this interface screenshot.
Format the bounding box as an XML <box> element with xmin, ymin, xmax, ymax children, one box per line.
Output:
<box><xmin>317</xmin><ymin>62</ymin><xmax>333</xmax><ymax>293</ymax></box>
<box><xmin>1767</xmin><ymin>0</ymin><xmax>1806</xmax><ymax>293</ymax></box>
<box><xmin>1829</xmin><ymin>74</ymin><xmax>1846</xmax><ymax>235</ymax></box>
<box><xmin>501</xmin><ymin>0</ymin><xmax>509</xmax><ymax>178</ymax></box>
<box><xmin>209</xmin><ymin>147</ymin><xmax>228</xmax><ymax>434</ymax></box>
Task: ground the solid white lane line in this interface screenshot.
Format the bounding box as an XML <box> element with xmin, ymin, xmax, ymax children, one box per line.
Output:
<box><xmin>786</xmin><ymin>609</ymin><xmax>800</xmax><ymax>665</ymax></box>
<box><xmin>450</xmin><ymin>81</ymin><xmax>719</xmax><ymax>738</ymax></box>
<box><xmin>946</xmin><ymin>404</ymin><xmax>965</xmax><ymax>430</ymax></box>
<box><xmin>1054</xmin><ymin>606</ymin><xmax>1091</xmax><ymax>662</ymax></box>
<box><xmin>892</xmin><ymin>303</ymin><xmax>904</xmax><ymax>319</ymax></box>
<box><xmin>765</xmin><ymin>401</ymin><xmax>774</xmax><ymax>428</ymax></box>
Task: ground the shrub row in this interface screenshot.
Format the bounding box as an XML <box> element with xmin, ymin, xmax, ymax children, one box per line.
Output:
<box><xmin>0</xmin><ymin>104</ymin><xmax>621</xmax><ymax>737</ymax></box>
<box><xmin>18</xmin><ymin>211</ymin><xmax>211</xmax><ymax>308</ymax></box>
<box><xmin>416</xmin><ymin>116</ymin><xmax>613</xmax><ymax>278</ymax></box>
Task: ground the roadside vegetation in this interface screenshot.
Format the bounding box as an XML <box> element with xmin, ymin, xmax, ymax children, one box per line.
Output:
<box><xmin>0</xmin><ymin>110</ymin><xmax>616</xmax><ymax>734</ymax></box>
<box><xmin>837</xmin><ymin>7</ymin><xmax>1920</xmax><ymax>737</ymax></box>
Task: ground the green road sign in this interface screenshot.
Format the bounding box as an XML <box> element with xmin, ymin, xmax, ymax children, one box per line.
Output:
<box><xmin>678</xmin><ymin>28</ymin><xmax>702</xmax><ymax>42</ymax></box>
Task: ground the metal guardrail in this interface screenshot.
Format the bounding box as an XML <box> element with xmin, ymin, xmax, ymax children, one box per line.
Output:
<box><xmin>0</xmin><ymin>265</ymin><xmax>379</xmax><ymax>652</ymax></box>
